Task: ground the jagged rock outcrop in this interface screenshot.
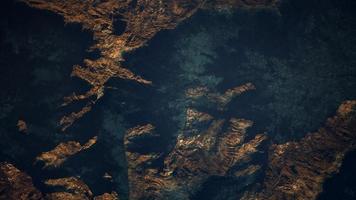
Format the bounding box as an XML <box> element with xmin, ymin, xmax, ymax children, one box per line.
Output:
<box><xmin>20</xmin><ymin>0</ymin><xmax>202</xmax><ymax>131</ymax></box>
<box><xmin>186</xmin><ymin>82</ymin><xmax>256</xmax><ymax>110</ymax></box>
<box><xmin>185</xmin><ymin>108</ymin><xmax>213</xmax><ymax>129</ymax></box>
<box><xmin>209</xmin><ymin>82</ymin><xmax>256</xmax><ymax>109</ymax></box>
<box><xmin>0</xmin><ymin>162</ymin><xmax>43</xmax><ymax>200</ymax></box>
<box><xmin>44</xmin><ymin>177</ymin><xmax>93</xmax><ymax>200</ymax></box>
<box><xmin>124</xmin><ymin>123</ymin><xmax>156</xmax><ymax>146</ymax></box>
<box><xmin>123</xmin><ymin>85</ymin><xmax>356</xmax><ymax>200</ymax></box>
<box><xmin>21</xmin><ymin>0</ymin><xmax>278</xmax><ymax>131</ymax></box>
<box><xmin>256</xmin><ymin>101</ymin><xmax>356</xmax><ymax>200</ymax></box>
<box><xmin>5</xmin><ymin>1</ymin><xmax>355</xmax><ymax>200</ymax></box>
<box><xmin>125</xmin><ymin>83</ymin><xmax>266</xmax><ymax>199</ymax></box>
<box><xmin>124</xmin><ymin>120</ymin><xmax>266</xmax><ymax>199</ymax></box>
<box><xmin>44</xmin><ymin>177</ymin><xmax>119</xmax><ymax>200</ymax></box>
<box><xmin>36</xmin><ymin>136</ymin><xmax>97</xmax><ymax>168</ymax></box>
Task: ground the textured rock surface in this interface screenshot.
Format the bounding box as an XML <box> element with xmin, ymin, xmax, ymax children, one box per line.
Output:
<box><xmin>1</xmin><ymin>0</ymin><xmax>355</xmax><ymax>200</ymax></box>
<box><xmin>125</xmin><ymin>83</ymin><xmax>266</xmax><ymax>199</ymax></box>
<box><xmin>36</xmin><ymin>136</ymin><xmax>97</xmax><ymax>168</ymax></box>
<box><xmin>123</xmin><ymin>98</ymin><xmax>356</xmax><ymax>199</ymax></box>
<box><xmin>21</xmin><ymin>0</ymin><xmax>278</xmax><ymax>131</ymax></box>
<box><xmin>0</xmin><ymin>162</ymin><xmax>43</xmax><ymax>200</ymax></box>
<box><xmin>44</xmin><ymin>177</ymin><xmax>119</xmax><ymax>200</ymax></box>
<box><xmin>257</xmin><ymin>101</ymin><xmax>356</xmax><ymax>200</ymax></box>
<box><xmin>44</xmin><ymin>177</ymin><xmax>93</xmax><ymax>200</ymax></box>
<box><xmin>94</xmin><ymin>192</ymin><xmax>120</xmax><ymax>200</ymax></box>
<box><xmin>3</xmin><ymin>100</ymin><xmax>352</xmax><ymax>200</ymax></box>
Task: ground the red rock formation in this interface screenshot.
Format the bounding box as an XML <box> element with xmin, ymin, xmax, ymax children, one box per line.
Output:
<box><xmin>0</xmin><ymin>162</ymin><xmax>43</xmax><ymax>200</ymax></box>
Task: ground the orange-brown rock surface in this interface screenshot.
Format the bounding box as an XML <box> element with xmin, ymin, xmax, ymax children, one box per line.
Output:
<box><xmin>124</xmin><ymin>123</ymin><xmax>156</xmax><ymax>146</ymax></box>
<box><xmin>186</xmin><ymin>82</ymin><xmax>256</xmax><ymax>110</ymax></box>
<box><xmin>256</xmin><ymin>100</ymin><xmax>356</xmax><ymax>200</ymax></box>
<box><xmin>124</xmin><ymin>83</ymin><xmax>266</xmax><ymax>199</ymax></box>
<box><xmin>44</xmin><ymin>176</ymin><xmax>119</xmax><ymax>200</ymax></box>
<box><xmin>212</xmin><ymin>82</ymin><xmax>256</xmax><ymax>109</ymax></box>
<box><xmin>44</xmin><ymin>177</ymin><xmax>93</xmax><ymax>200</ymax></box>
<box><xmin>94</xmin><ymin>192</ymin><xmax>119</xmax><ymax>200</ymax></box>
<box><xmin>21</xmin><ymin>0</ymin><xmax>278</xmax><ymax>131</ymax></box>
<box><xmin>185</xmin><ymin>108</ymin><xmax>213</xmax><ymax>128</ymax></box>
<box><xmin>9</xmin><ymin>1</ymin><xmax>355</xmax><ymax>200</ymax></box>
<box><xmin>36</xmin><ymin>136</ymin><xmax>97</xmax><ymax>168</ymax></box>
<box><xmin>123</xmin><ymin>86</ymin><xmax>356</xmax><ymax>200</ymax></box>
<box><xmin>0</xmin><ymin>162</ymin><xmax>43</xmax><ymax>200</ymax></box>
